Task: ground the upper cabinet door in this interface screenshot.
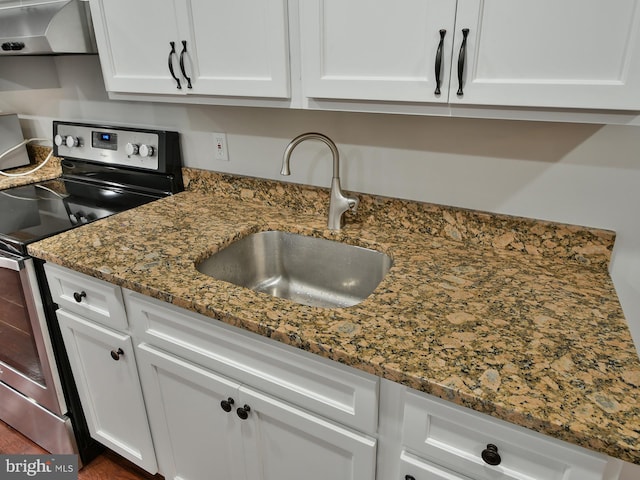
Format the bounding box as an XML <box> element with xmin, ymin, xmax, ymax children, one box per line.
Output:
<box><xmin>90</xmin><ymin>0</ymin><xmax>290</xmax><ymax>98</ymax></box>
<box><xmin>452</xmin><ymin>0</ymin><xmax>640</xmax><ymax>109</ymax></box>
<box><xmin>300</xmin><ymin>0</ymin><xmax>457</xmax><ymax>102</ymax></box>
<box><xmin>179</xmin><ymin>0</ymin><xmax>290</xmax><ymax>98</ymax></box>
<box><xmin>90</xmin><ymin>0</ymin><xmax>185</xmax><ymax>94</ymax></box>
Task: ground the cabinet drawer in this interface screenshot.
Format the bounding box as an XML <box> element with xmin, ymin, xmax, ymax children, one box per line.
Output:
<box><xmin>402</xmin><ymin>390</ymin><xmax>609</xmax><ymax>480</ymax></box>
<box><xmin>400</xmin><ymin>450</ymin><xmax>472</xmax><ymax>480</ymax></box>
<box><xmin>45</xmin><ymin>263</ymin><xmax>127</xmax><ymax>330</ymax></box>
<box><xmin>125</xmin><ymin>290</ymin><xmax>379</xmax><ymax>434</ymax></box>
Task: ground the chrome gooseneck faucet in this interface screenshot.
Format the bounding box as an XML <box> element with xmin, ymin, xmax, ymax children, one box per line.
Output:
<box><xmin>281</xmin><ymin>132</ymin><xmax>358</xmax><ymax>230</ymax></box>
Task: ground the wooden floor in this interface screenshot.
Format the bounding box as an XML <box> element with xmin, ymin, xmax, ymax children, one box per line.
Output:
<box><xmin>0</xmin><ymin>420</ymin><xmax>163</xmax><ymax>479</ymax></box>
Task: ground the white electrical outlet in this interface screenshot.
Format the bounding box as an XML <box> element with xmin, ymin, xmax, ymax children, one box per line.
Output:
<box><xmin>212</xmin><ymin>132</ymin><xmax>229</xmax><ymax>161</ymax></box>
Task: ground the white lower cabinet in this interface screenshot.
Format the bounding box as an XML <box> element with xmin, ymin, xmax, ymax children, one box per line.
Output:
<box><xmin>56</xmin><ymin>310</ymin><xmax>157</xmax><ymax>473</ymax></box>
<box><xmin>402</xmin><ymin>389</ymin><xmax>609</xmax><ymax>480</ymax></box>
<box><xmin>136</xmin><ymin>342</ymin><xmax>376</xmax><ymax>480</ymax></box>
<box><xmin>45</xmin><ymin>263</ymin><xmax>158</xmax><ymax>474</ymax></box>
<box><xmin>45</xmin><ymin>264</ymin><xmax>625</xmax><ymax>480</ymax></box>
<box><xmin>126</xmin><ymin>290</ymin><xmax>377</xmax><ymax>480</ymax></box>
<box><xmin>377</xmin><ymin>379</ymin><xmax>620</xmax><ymax>480</ymax></box>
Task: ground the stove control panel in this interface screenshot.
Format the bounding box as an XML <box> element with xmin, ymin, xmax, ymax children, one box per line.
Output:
<box><xmin>54</xmin><ymin>123</ymin><xmax>162</xmax><ymax>171</ymax></box>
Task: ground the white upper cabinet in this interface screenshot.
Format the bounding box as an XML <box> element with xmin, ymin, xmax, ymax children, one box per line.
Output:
<box><xmin>89</xmin><ymin>0</ymin><xmax>290</xmax><ymax>98</ymax></box>
<box><xmin>299</xmin><ymin>0</ymin><xmax>457</xmax><ymax>103</ymax></box>
<box><xmin>299</xmin><ymin>0</ymin><xmax>640</xmax><ymax>111</ymax></box>
<box><xmin>89</xmin><ymin>0</ymin><xmax>640</xmax><ymax>117</ymax></box>
<box><xmin>452</xmin><ymin>0</ymin><xmax>640</xmax><ymax>109</ymax></box>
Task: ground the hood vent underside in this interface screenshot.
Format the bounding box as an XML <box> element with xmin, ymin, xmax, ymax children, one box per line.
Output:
<box><xmin>0</xmin><ymin>0</ymin><xmax>96</xmax><ymax>55</ymax></box>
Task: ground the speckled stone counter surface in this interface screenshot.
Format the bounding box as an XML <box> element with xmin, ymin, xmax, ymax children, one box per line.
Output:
<box><xmin>0</xmin><ymin>146</ymin><xmax>61</xmax><ymax>190</ymax></box>
<box><xmin>28</xmin><ymin>169</ymin><xmax>640</xmax><ymax>464</ymax></box>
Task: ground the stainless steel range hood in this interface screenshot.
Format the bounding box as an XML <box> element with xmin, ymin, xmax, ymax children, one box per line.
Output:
<box><xmin>0</xmin><ymin>0</ymin><xmax>96</xmax><ymax>55</ymax></box>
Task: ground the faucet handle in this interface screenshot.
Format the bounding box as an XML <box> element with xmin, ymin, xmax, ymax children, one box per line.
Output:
<box><xmin>347</xmin><ymin>197</ymin><xmax>359</xmax><ymax>213</ymax></box>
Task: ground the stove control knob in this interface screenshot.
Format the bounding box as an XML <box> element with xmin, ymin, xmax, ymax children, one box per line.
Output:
<box><xmin>125</xmin><ymin>143</ymin><xmax>139</xmax><ymax>156</ymax></box>
<box><xmin>65</xmin><ymin>136</ymin><xmax>80</xmax><ymax>148</ymax></box>
<box><xmin>139</xmin><ymin>144</ymin><xmax>155</xmax><ymax>158</ymax></box>
<box><xmin>54</xmin><ymin>134</ymin><xmax>64</xmax><ymax>147</ymax></box>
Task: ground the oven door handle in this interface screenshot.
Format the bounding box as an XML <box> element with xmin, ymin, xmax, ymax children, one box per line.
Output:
<box><xmin>0</xmin><ymin>253</ymin><xmax>25</xmax><ymax>271</ymax></box>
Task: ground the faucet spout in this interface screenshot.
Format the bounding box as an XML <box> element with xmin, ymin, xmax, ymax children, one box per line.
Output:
<box><xmin>281</xmin><ymin>132</ymin><xmax>358</xmax><ymax>230</ymax></box>
<box><xmin>281</xmin><ymin>132</ymin><xmax>340</xmax><ymax>177</ymax></box>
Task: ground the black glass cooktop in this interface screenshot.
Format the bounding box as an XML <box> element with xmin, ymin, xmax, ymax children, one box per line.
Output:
<box><xmin>0</xmin><ymin>178</ymin><xmax>162</xmax><ymax>255</ymax></box>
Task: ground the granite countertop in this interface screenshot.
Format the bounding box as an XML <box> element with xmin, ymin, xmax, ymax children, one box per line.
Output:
<box><xmin>0</xmin><ymin>146</ymin><xmax>61</xmax><ymax>190</ymax></box>
<box><xmin>27</xmin><ymin>169</ymin><xmax>640</xmax><ymax>465</ymax></box>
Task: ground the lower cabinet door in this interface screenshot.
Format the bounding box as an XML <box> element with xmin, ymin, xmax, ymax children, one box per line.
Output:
<box><xmin>57</xmin><ymin>310</ymin><xmax>157</xmax><ymax>473</ymax></box>
<box><xmin>135</xmin><ymin>344</ymin><xmax>245</xmax><ymax>480</ymax></box>
<box><xmin>136</xmin><ymin>342</ymin><xmax>377</xmax><ymax>480</ymax></box>
<box><xmin>239</xmin><ymin>386</ymin><xmax>377</xmax><ymax>480</ymax></box>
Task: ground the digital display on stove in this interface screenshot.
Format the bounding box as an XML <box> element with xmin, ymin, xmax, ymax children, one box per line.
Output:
<box><xmin>92</xmin><ymin>131</ymin><xmax>118</xmax><ymax>151</ymax></box>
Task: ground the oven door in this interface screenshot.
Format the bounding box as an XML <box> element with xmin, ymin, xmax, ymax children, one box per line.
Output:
<box><xmin>0</xmin><ymin>250</ymin><xmax>66</xmax><ymax>415</ymax></box>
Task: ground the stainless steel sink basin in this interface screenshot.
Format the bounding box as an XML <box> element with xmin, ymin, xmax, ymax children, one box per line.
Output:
<box><xmin>197</xmin><ymin>231</ymin><xmax>392</xmax><ymax>308</ymax></box>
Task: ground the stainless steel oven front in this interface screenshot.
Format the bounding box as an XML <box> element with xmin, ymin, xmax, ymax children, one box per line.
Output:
<box><xmin>0</xmin><ymin>249</ymin><xmax>77</xmax><ymax>454</ymax></box>
<box><xmin>0</xmin><ymin>121</ymin><xmax>183</xmax><ymax>461</ymax></box>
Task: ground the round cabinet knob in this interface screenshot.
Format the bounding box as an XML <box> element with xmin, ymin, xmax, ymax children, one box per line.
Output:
<box><xmin>65</xmin><ymin>136</ymin><xmax>80</xmax><ymax>148</ymax></box>
<box><xmin>139</xmin><ymin>144</ymin><xmax>155</xmax><ymax>158</ymax></box>
<box><xmin>220</xmin><ymin>397</ymin><xmax>235</xmax><ymax>412</ymax></box>
<box><xmin>110</xmin><ymin>348</ymin><xmax>124</xmax><ymax>361</ymax></box>
<box><xmin>125</xmin><ymin>143</ymin><xmax>139</xmax><ymax>156</ymax></box>
<box><xmin>73</xmin><ymin>291</ymin><xmax>86</xmax><ymax>303</ymax></box>
<box><xmin>481</xmin><ymin>444</ymin><xmax>502</xmax><ymax>466</ymax></box>
<box><xmin>54</xmin><ymin>134</ymin><xmax>64</xmax><ymax>147</ymax></box>
<box><xmin>236</xmin><ymin>405</ymin><xmax>251</xmax><ymax>420</ymax></box>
